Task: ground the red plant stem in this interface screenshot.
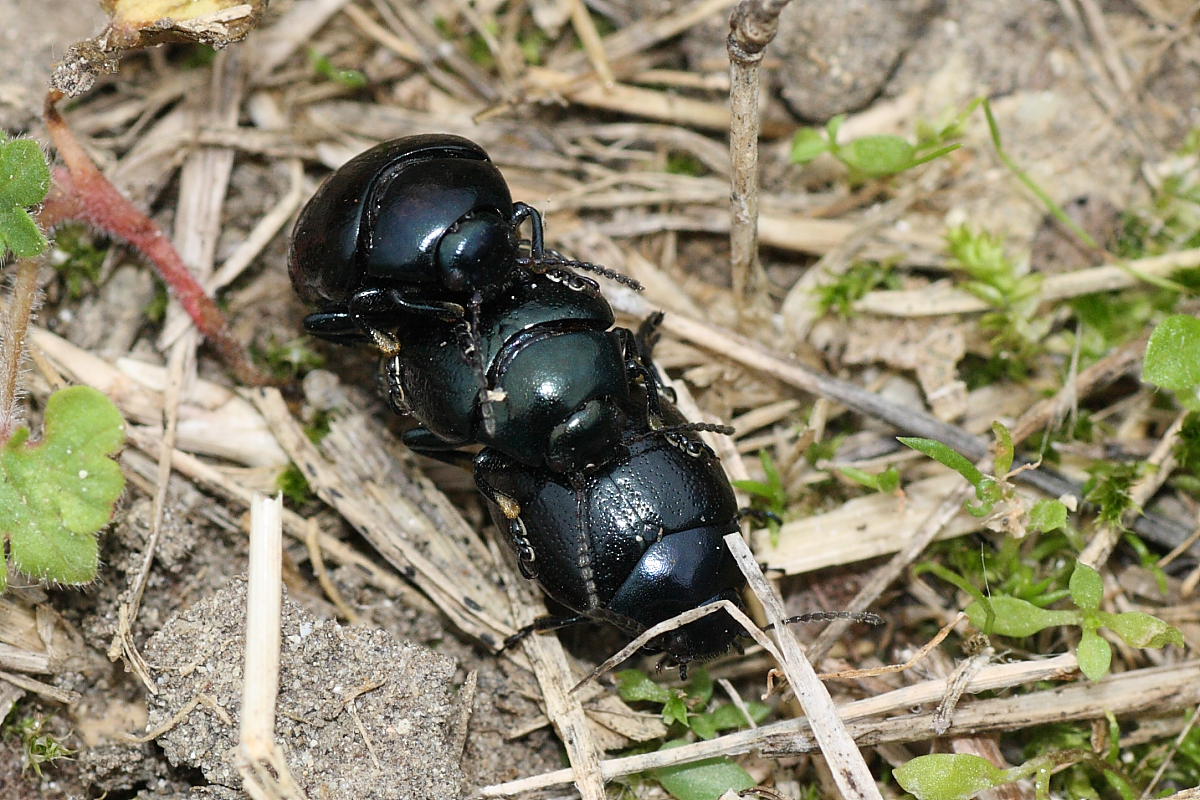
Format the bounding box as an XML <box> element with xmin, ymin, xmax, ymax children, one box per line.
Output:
<box><xmin>0</xmin><ymin>259</ymin><xmax>40</xmax><ymax>441</ymax></box>
<box><xmin>42</xmin><ymin>91</ymin><xmax>272</xmax><ymax>386</ymax></box>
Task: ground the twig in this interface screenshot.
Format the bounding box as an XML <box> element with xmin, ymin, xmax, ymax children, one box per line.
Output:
<box><xmin>236</xmin><ymin>494</ymin><xmax>307</xmax><ymax>800</ymax></box>
<box><xmin>304</xmin><ymin>519</ymin><xmax>361</xmax><ymax>624</ymax></box>
<box><xmin>725</xmin><ymin>534</ymin><xmax>883</xmax><ymax>800</ymax></box>
<box><xmin>498</xmin><ymin>542</ymin><xmax>606</xmax><ymax>800</ymax></box>
<box><xmin>568</xmin><ymin>0</ymin><xmax>614</xmax><ymax>86</ymax></box>
<box><xmin>726</xmin><ymin>0</ymin><xmax>789</xmax><ymax>313</ymax></box>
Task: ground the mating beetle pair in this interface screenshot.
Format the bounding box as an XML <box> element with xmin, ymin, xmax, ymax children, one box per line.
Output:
<box><xmin>289</xmin><ymin>134</ymin><xmax>746</xmax><ymax>666</ymax></box>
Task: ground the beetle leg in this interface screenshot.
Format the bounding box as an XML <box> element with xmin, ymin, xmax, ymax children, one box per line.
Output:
<box><xmin>400</xmin><ymin>429</ymin><xmax>476</xmax><ymax>470</ymax></box>
<box><xmin>500</xmin><ymin>614</ymin><xmax>589</xmax><ymax>650</ymax></box>
<box><xmin>474</xmin><ymin>459</ymin><xmax>537</xmax><ymax>576</ymax></box>
<box><xmin>511</xmin><ymin>202</ymin><xmax>544</xmax><ymax>258</ymax></box>
<box><xmin>615</xmin><ymin>325</ymin><xmax>676</xmax><ymax>431</ymax></box>
<box><xmin>301</xmin><ymin>309</ymin><xmax>371</xmax><ymax>345</ymax></box>
<box><xmin>377</xmin><ymin>355</ymin><xmax>410</xmax><ymax>415</ymax></box>
<box><xmin>738</xmin><ymin>507</ymin><xmax>782</xmax><ymax>527</ymax></box>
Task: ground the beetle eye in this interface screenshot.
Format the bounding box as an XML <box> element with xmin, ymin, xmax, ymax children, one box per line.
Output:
<box><xmin>437</xmin><ymin>209</ymin><xmax>517</xmax><ymax>291</ymax></box>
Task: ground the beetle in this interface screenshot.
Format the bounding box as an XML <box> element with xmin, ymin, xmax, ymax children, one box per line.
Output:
<box><xmin>378</xmin><ymin>270</ymin><xmax>669</xmax><ymax>472</ymax></box>
<box><xmin>288</xmin><ymin>133</ymin><xmax>636</xmax><ymax>351</ymax></box>
<box><xmin>475</xmin><ymin>417</ymin><xmax>746</xmax><ymax>669</ymax></box>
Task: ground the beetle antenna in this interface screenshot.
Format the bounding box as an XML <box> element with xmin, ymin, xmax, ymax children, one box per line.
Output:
<box><xmin>634</xmin><ymin>422</ymin><xmax>736</xmax><ymax>443</ymax></box>
<box><xmin>762</xmin><ymin>611</ymin><xmax>883</xmax><ymax>631</ymax></box>
<box><xmin>519</xmin><ymin>249</ymin><xmax>644</xmax><ymax>291</ymax></box>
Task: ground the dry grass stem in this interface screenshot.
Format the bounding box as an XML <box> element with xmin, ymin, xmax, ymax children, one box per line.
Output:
<box><xmin>573</xmin><ymin>600</ymin><xmax>783</xmax><ymax>694</ymax></box>
<box><xmin>303</xmin><ymin>519</ymin><xmax>361</xmax><ymax>624</ymax></box>
<box><xmin>725</xmin><ymin>534</ymin><xmax>883</xmax><ymax>800</ymax></box>
<box><xmin>857</xmin><ymin>247</ymin><xmax>1200</xmax><ymax>317</ymax></box>
<box><xmin>236</xmin><ymin>494</ymin><xmax>306</xmax><ymax>800</ymax></box>
<box><xmin>0</xmin><ymin>669</ymin><xmax>80</xmax><ymax>705</ymax></box>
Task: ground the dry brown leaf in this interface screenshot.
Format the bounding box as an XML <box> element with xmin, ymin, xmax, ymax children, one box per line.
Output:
<box><xmin>51</xmin><ymin>0</ymin><xmax>265</xmax><ymax>96</ymax></box>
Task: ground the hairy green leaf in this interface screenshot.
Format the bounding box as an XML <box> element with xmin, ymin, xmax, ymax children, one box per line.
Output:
<box><xmin>1144</xmin><ymin>315</ymin><xmax>1200</xmax><ymax>411</ymax></box>
<box><xmin>0</xmin><ymin>387</ymin><xmax>125</xmax><ymax>586</ymax></box>
<box><xmin>0</xmin><ymin>136</ymin><xmax>50</xmax><ymax>259</ymax></box>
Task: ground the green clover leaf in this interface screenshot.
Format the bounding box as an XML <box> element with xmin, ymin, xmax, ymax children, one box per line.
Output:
<box><xmin>0</xmin><ymin>386</ymin><xmax>125</xmax><ymax>586</ymax></box>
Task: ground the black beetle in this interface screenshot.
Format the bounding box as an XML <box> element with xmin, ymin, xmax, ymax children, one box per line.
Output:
<box><xmin>379</xmin><ymin>270</ymin><xmax>665</xmax><ymax>472</ymax></box>
<box><xmin>288</xmin><ymin>133</ymin><xmax>540</xmax><ymax>347</ymax></box>
<box><xmin>475</xmin><ymin>419</ymin><xmax>746</xmax><ymax>668</ymax></box>
<box><xmin>288</xmin><ymin>133</ymin><xmax>637</xmax><ymax>351</ymax></box>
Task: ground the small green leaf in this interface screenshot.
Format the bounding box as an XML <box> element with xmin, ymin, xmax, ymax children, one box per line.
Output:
<box><xmin>825</xmin><ymin>114</ymin><xmax>845</xmax><ymax>145</ymax></box>
<box><xmin>992</xmin><ymin>422</ymin><xmax>1014</xmax><ymax>477</ymax></box>
<box><xmin>965</xmin><ymin>595</ymin><xmax>1077</xmax><ymax>637</ymax></box>
<box><xmin>894</xmin><ymin>753</ymin><xmax>1010</xmax><ymax>800</ymax></box>
<box><xmin>1028</xmin><ymin>499</ymin><xmax>1068</xmax><ymax>532</ymax></box>
<box><xmin>877</xmin><ymin>466</ymin><xmax>901</xmax><ymax>492</ymax></box>
<box><xmin>1</xmin><ymin>386</ymin><xmax>126</xmax><ymax>585</ymax></box>
<box><xmin>0</xmin><ymin>137</ymin><xmax>50</xmax><ymax>260</ymax></box>
<box><xmin>840</xmin><ymin>135</ymin><xmax>916</xmax><ymax>177</ymax></box>
<box><xmin>1069</xmin><ymin>562</ymin><xmax>1104</xmax><ymax>611</ymax></box>
<box><xmin>616</xmin><ymin>669</ymin><xmax>671</xmax><ymax>705</ymax></box>
<box><xmin>0</xmin><ymin>137</ymin><xmax>51</xmax><ymax>207</ymax></box>
<box><xmin>662</xmin><ymin>692</ymin><xmax>689</xmax><ymax>727</ymax></box>
<box><xmin>1100</xmin><ymin>611</ymin><xmax>1184</xmax><ymax>649</ymax></box>
<box><xmin>651</xmin><ymin>740</ymin><xmax>757</xmax><ymax>800</ymax></box>
<box><xmin>1143</xmin><ymin>315</ymin><xmax>1200</xmax><ymax>411</ymax></box>
<box><xmin>1077</xmin><ymin>628</ymin><xmax>1112</xmax><ymax>681</ymax></box>
<box><xmin>689</xmin><ymin>713</ymin><xmax>717</xmax><ymax>740</ymax></box>
<box><xmin>790</xmin><ymin>128</ymin><xmax>830</xmax><ymax>164</ymax></box>
<box><xmin>0</xmin><ymin>206</ymin><xmax>48</xmax><ymax>258</ymax></box>
<box><xmin>898</xmin><ymin>437</ymin><xmax>985</xmax><ymax>488</ymax></box>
